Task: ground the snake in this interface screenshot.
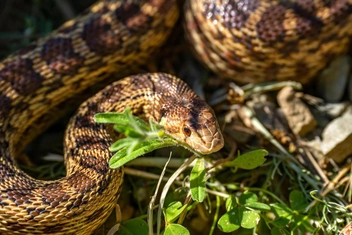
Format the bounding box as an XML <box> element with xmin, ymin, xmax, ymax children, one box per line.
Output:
<box><xmin>0</xmin><ymin>0</ymin><xmax>352</xmax><ymax>234</ymax></box>
<box><xmin>186</xmin><ymin>0</ymin><xmax>352</xmax><ymax>84</ymax></box>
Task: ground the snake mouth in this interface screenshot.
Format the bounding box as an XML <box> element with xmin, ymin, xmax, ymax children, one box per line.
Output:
<box><xmin>198</xmin><ymin>129</ymin><xmax>224</xmax><ymax>155</ymax></box>
<box><xmin>183</xmin><ymin>123</ymin><xmax>224</xmax><ymax>155</ymax></box>
<box><xmin>195</xmin><ymin>111</ymin><xmax>224</xmax><ymax>155</ymax></box>
<box><xmin>166</xmin><ymin>121</ymin><xmax>224</xmax><ymax>155</ymax></box>
<box><xmin>175</xmin><ymin>107</ymin><xmax>224</xmax><ymax>155</ymax></box>
<box><xmin>209</xmin><ymin>131</ymin><xmax>224</xmax><ymax>153</ymax></box>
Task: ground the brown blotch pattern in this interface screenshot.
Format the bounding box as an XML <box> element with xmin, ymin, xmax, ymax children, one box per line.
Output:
<box><xmin>73</xmin><ymin>114</ymin><xmax>96</xmax><ymax>129</ymax></box>
<box><xmin>328</xmin><ymin>1</ymin><xmax>352</xmax><ymax>24</ymax></box>
<box><xmin>66</xmin><ymin>172</ymin><xmax>95</xmax><ymax>194</ymax></box>
<box><xmin>79</xmin><ymin>154</ymin><xmax>109</xmax><ymax>175</ymax></box>
<box><xmin>86</xmin><ymin>208</ymin><xmax>104</xmax><ymax>222</ymax></box>
<box><xmin>256</xmin><ymin>5</ymin><xmax>287</xmax><ymax>44</ymax></box>
<box><xmin>6</xmin><ymin>189</ymin><xmax>34</xmax><ymax>206</ymax></box>
<box><xmin>321</xmin><ymin>0</ymin><xmax>335</xmax><ymax>8</ymax></box>
<box><xmin>281</xmin><ymin>1</ymin><xmax>322</xmax><ymax>38</ymax></box>
<box><xmin>295</xmin><ymin>17</ymin><xmax>321</xmax><ymax>38</ymax></box>
<box><xmin>295</xmin><ymin>62</ymin><xmax>309</xmax><ymax>77</ymax></box>
<box><xmin>0</xmin><ymin>58</ymin><xmax>44</xmax><ymax>95</ymax></box>
<box><xmin>43</xmin><ymin>225</ymin><xmax>65</xmax><ymax>234</ymax></box>
<box><xmin>115</xmin><ymin>3</ymin><xmax>151</xmax><ymax>30</ymax></box>
<box><xmin>41</xmin><ymin>37</ymin><xmax>85</xmax><ymax>75</ymax></box>
<box><xmin>292</xmin><ymin>0</ymin><xmax>317</xmax><ymax>14</ymax></box>
<box><xmin>26</xmin><ymin>207</ymin><xmax>47</xmax><ymax>219</ymax></box>
<box><xmin>74</xmin><ymin>135</ymin><xmax>110</xmax><ymax>151</ymax></box>
<box><xmin>0</xmin><ymin>94</ymin><xmax>12</xmax><ymax>118</ymax></box>
<box><xmin>82</xmin><ymin>16</ymin><xmax>123</xmax><ymax>56</ymax></box>
<box><xmin>96</xmin><ymin>174</ymin><xmax>113</xmax><ymax>195</ymax></box>
<box><xmin>41</xmin><ymin>183</ymin><xmax>69</xmax><ymax>207</ymax></box>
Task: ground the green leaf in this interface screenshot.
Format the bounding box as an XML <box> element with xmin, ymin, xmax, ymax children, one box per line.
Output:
<box><xmin>271</xmin><ymin>203</ymin><xmax>293</xmax><ymax>228</ymax></box>
<box><xmin>164</xmin><ymin>190</ymin><xmax>188</xmax><ymax>209</ymax></box>
<box><xmin>163</xmin><ymin>223</ymin><xmax>190</xmax><ymax>235</ymax></box>
<box><xmin>95</xmin><ymin>111</ymin><xmax>147</xmax><ymax>128</ymax></box>
<box><xmin>289</xmin><ymin>190</ymin><xmax>308</xmax><ymax>212</ymax></box>
<box><xmin>271</xmin><ymin>203</ymin><xmax>293</xmax><ymax>217</ymax></box>
<box><xmin>190</xmin><ymin>158</ymin><xmax>206</xmax><ymax>202</ymax></box>
<box><xmin>114</xmin><ymin>124</ymin><xmax>145</xmax><ymax>138</ymax></box>
<box><xmin>225</xmin><ymin>195</ymin><xmax>238</xmax><ymax>211</ymax></box>
<box><xmin>227</xmin><ymin>149</ymin><xmax>268</xmax><ymax>170</ymax></box>
<box><xmin>291</xmin><ymin>214</ymin><xmax>314</xmax><ymax>233</ymax></box>
<box><xmin>164</xmin><ymin>201</ymin><xmax>187</xmax><ymax>223</ymax></box>
<box><xmin>245</xmin><ymin>201</ymin><xmax>271</xmax><ymax>211</ymax></box>
<box><xmin>239</xmin><ymin>192</ymin><xmax>258</xmax><ymax>205</ymax></box>
<box><xmin>119</xmin><ymin>218</ymin><xmax>148</xmax><ymax>235</ymax></box>
<box><xmin>109</xmin><ymin>138</ymin><xmax>176</xmax><ymax>168</ymax></box>
<box><xmin>218</xmin><ymin>208</ymin><xmax>242</xmax><ymax>232</ymax></box>
<box><xmin>109</xmin><ymin>138</ymin><xmax>133</xmax><ymax>152</ymax></box>
<box><xmin>95</xmin><ymin>108</ymin><xmax>184</xmax><ymax>168</ymax></box>
<box><xmin>96</xmin><ymin>110</ymin><xmax>151</xmax><ymax>138</ymax></box>
<box><xmin>241</xmin><ymin>210</ymin><xmax>260</xmax><ymax>229</ymax></box>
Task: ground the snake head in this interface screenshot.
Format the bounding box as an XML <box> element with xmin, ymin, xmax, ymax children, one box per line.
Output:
<box><xmin>160</xmin><ymin>96</ymin><xmax>224</xmax><ymax>155</ymax></box>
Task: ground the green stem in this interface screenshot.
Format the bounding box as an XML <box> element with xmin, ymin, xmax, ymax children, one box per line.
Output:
<box><xmin>209</xmin><ymin>195</ymin><xmax>221</xmax><ymax>235</ymax></box>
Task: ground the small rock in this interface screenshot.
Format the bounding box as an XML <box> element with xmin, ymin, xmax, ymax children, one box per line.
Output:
<box><xmin>321</xmin><ymin>106</ymin><xmax>352</xmax><ymax>163</ymax></box>
<box><xmin>311</xmin><ymin>102</ymin><xmax>349</xmax><ymax>127</ymax></box>
<box><xmin>277</xmin><ymin>86</ymin><xmax>317</xmax><ymax>136</ymax></box>
<box><xmin>323</xmin><ymin>102</ymin><xmax>349</xmax><ymax>118</ymax></box>
<box><xmin>318</xmin><ymin>55</ymin><xmax>351</xmax><ymax>102</ymax></box>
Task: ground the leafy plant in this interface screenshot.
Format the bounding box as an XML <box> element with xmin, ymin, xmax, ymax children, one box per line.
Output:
<box><xmin>270</xmin><ymin>190</ymin><xmax>315</xmax><ymax>234</ymax></box>
<box><xmin>119</xmin><ymin>218</ymin><xmax>148</xmax><ymax>235</ymax></box>
<box><xmin>95</xmin><ymin>107</ymin><xmax>178</xmax><ymax>168</ymax></box>
<box><xmin>217</xmin><ymin>192</ymin><xmax>270</xmax><ymax>232</ymax></box>
<box><xmin>96</xmin><ymin>108</ymin><xmax>272</xmax><ymax>234</ymax></box>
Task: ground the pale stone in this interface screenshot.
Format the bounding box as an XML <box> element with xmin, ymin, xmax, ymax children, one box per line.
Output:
<box><xmin>321</xmin><ymin>106</ymin><xmax>352</xmax><ymax>163</ymax></box>
<box><xmin>277</xmin><ymin>87</ymin><xmax>317</xmax><ymax>136</ymax></box>
<box><xmin>318</xmin><ymin>55</ymin><xmax>351</xmax><ymax>102</ymax></box>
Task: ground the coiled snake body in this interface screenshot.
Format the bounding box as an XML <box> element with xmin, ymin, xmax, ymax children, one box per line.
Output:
<box><xmin>0</xmin><ymin>0</ymin><xmax>352</xmax><ymax>234</ymax></box>
<box><xmin>186</xmin><ymin>0</ymin><xmax>352</xmax><ymax>83</ymax></box>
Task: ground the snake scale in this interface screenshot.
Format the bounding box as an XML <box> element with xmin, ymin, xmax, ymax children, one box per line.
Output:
<box><xmin>1</xmin><ymin>0</ymin><xmax>352</xmax><ymax>234</ymax></box>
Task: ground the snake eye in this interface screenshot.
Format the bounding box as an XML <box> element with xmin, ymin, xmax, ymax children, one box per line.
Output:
<box><xmin>182</xmin><ymin>126</ymin><xmax>191</xmax><ymax>137</ymax></box>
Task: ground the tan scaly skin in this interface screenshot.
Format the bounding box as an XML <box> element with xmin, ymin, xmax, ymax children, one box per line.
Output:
<box><xmin>185</xmin><ymin>0</ymin><xmax>352</xmax><ymax>84</ymax></box>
